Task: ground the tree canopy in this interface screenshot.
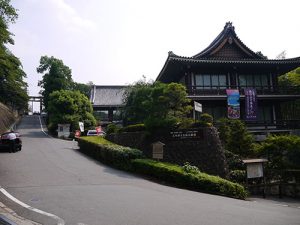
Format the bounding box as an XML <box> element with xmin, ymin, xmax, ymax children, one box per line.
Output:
<box><xmin>122</xmin><ymin>81</ymin><xmax>192</xmax><ymax>131</ymax></box>
<box><xmin>37</xmin><ymin>56</ymin><xmax>73</xmax><ymax>110</ymax></box>
<box><xmin>0</xmin><ymin>0</ymin><xmax>28</xmax><ymax>110</ymax></box>
<box><xmin>47</xmin><ymin>90</ymin><xmax>96</xmax><ymax>133</ymax></box>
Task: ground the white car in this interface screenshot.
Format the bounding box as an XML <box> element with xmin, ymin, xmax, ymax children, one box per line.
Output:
<box><xmin>86</xmin><ymin>130</ymin><xmax>106</xmax><ymax>136</ymax></box>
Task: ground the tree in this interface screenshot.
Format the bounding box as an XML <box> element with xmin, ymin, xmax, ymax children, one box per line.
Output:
<box><xmin>47</xmin><ymin>90</ymin><xmax>96</xmax><ymax>133</ymax></box>
<box><xmin>37</xmin><ymin>56</ymin><xmax>73</xmax><ymax>110</ymax></box>
<box><xmin>217</xmin><ymin>118</ymin><xmax>255</xmax><ymax>157</ymax></box>
<box><xmin>278</xmin><ymin>67</ymin><xmax>300</xmax><ymax>120</ymax></box>
<box><xmin>0</xmin><ymin>0</ymin><xmax>28</xmax><ymax>111</ymax></box>
<box><xmin>72</xmin><ymin>82</ymin><xmax>92</xmax><ymax>98</ymax></box>
<box><xmin>122</xmin><ymin>81</ymin><xmax>192</xmax><ymax>132</ymax></box>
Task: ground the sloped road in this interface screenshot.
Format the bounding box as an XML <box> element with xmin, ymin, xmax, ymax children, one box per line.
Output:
<box><xmin>0</xmin><ymin>116</ymin><xmax>299</xmax><ymax>225</ymax></box>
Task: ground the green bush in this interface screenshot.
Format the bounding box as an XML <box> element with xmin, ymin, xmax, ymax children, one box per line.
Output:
<box><xmin>256</xmin><ymin>135</ymin><xmax>300</xmax><ymax>170</ymax></box>
<box><xmin>106</xmin><ymin>123</ymin><xmax>119</xmax><ymax>134</ymax></box>
<box><xmin>132</xmin><ymin>159</ymin><xmax>247</xmax><ymax>199</ymax></box>
<box><xmin>200</xmin><ymin>113</ymin><xmax>213</xmax><ymax>123</ymax></box>
<box><xmin>229</xmin><ymin>170</ymin><xmax>246</xmax><ymax>184</ymax></box>
<box><xmin>192</xmin><ymin>120</ymin><xmax>212</xmax><ymax>128</ymax></box>
<box><xmin>77</xmin><ymin>136</ymin><xmax>143</xmax><ymax>171</ymax></box>
<box><xmin>119</xmin><ymin>123</ymin><xmax>146</xmax><ymax>133</ymax></box>
<box><xmin>217</xmin><ymin>118</ymin><xmax>255</xmax><ymax>157</ymax></box>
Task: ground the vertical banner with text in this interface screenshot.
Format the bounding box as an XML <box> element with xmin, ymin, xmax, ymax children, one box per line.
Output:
<box><xmin>226</xmin><ymin>89</ymin><xmax>240</xmax><ymax>119</ymax></box>
<box><xmin>245</xmin><ymin>88</ymin><xmax>257</xmax><ymax>120</ymax></box>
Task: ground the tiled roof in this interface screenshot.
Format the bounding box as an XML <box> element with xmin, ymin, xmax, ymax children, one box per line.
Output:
<box><xmin>168</xmin><ymin>54</ymin><xmax>300</xmax><ymax>64</ymax></box>
<box><xmin>193</xmin><ymin>22</ymin><xmax>263</xmax><ymax>59</ymax></box>
<box><xmin>90</xmin><ymin>85</ymin><xmax>126</xmax><ymax>107</ymax></box>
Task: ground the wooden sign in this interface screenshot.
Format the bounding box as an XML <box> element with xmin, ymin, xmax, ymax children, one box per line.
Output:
<box><xmin>152</xmin><ymin>141</ymin><xmax>165</xmax><ymax>160</ymax></box>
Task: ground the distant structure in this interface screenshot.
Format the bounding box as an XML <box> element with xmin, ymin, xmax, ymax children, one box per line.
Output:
<box><xmin>156</xmin><ymin>22</ymin><xmax>300</xmax><ymax>131</ymax></box>
<box><xmin>90</xmin><ymin>85</ymin><xmax>126</xmax><ymax>123</ymax></box>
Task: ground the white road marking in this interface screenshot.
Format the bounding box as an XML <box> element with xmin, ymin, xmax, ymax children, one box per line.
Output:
<box><xmin>38</xmin><ymin>116</ymin><xmax>52</xmax><ymax>137</ymax></box>
<box><xmin>0</xmin><ymin>187</ymin><xmax>65</xmax><ymax>225</ymax></box>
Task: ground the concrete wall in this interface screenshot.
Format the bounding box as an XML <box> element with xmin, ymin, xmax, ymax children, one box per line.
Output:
<box><xmin>107</xmin><ymin>127</ymin><xmax>228</xmax><ymax>178</ymax></box>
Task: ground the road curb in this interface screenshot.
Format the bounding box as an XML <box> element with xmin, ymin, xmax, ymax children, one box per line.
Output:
<box><xmin>0</xmin><ymin>187</ymin><xmax>65</xmax><ymax>225</ymax></box>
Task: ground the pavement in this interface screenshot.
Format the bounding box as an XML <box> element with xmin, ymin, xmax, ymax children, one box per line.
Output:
<box><xmin>0</xmin><ymin>201</ymin><xmax>40</xmax><ymax>225</ymax></box>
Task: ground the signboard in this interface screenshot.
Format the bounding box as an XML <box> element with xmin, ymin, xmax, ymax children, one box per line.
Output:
<box><xmin>57</xmin><ymin>124</ymin><xmax>70</xmax><ymax>138</ymax></box>
<box><xmin>246</xmin><ymin>163</ymin><xmax>263</xmax><ymax>178</ymax></box>
<box><xmin>152</xmin><ymin>141</ymin><xmax>165</xmax><ymax>159</ymax></box>
<box><xmin>170</xmin><ymin>130</ymin><xmax>203</xmax><ymax>139</ymax></box>
<box><xmin>226</xmin><ymin>89</ymin><xmax>240</xmax><ymax>119</ymax></box>
<box><xmin>245</xmin><ymin>88</ymin><xmax>257</xmax><ymax>121</ymax></box>
<box><xmin>194</xmin><ymin>101</ymin><xmax>202</xmax><ymax>113</ymax></box>
<box><xmin>96</xmin><ymin>126</ymin><xmax>102</xmax><ymax>134</ymax></box>
<box><xmin>75</xmin><ymin>130</ymin><xmax>81</xmax><ymax>138</ymax></box>
<box><xmin>79</xmin><ymin>122</ymin><xmax>84</xmax><ymax>132</ymax></box>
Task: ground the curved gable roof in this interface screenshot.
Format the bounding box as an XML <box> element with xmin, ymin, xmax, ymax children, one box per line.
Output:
<box><xmin>193</xmin><ymin>22</ymin><xmax>264</xmax><ymax>60</ymax></box>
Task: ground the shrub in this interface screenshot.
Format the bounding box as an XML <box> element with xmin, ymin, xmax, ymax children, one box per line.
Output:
<box><xmin>192</xmin><ymin>120</ymin><xmax>212</xmax><ymax>128</ymax></box>
<box><xmin>229</xmin><ymin>170</ymin><xmax>246</xmax><ymax>184</ymax></box>
<box><xmin>132</xmin><ymin>159</ymin><xmax>247</xmax><ymax>199</ymax></box>
<box><xmin>106</xmin><ymin>123</ymin><xmax>119</xmax><ymax>134</ymax></box>
<box><xmin>119</xmin><ymin>123</ymin><xmax>146</xmax><ymax>133</ymax></box>
<box><xmin>200</xmin><ymin>113</ymin><xmax>213</xmax><ymax>123</ymax></box>
<box><xmin>77</xmin><ymin>136</ymin><xmax>143</xmax><ymax>171</ymax></box>
<box><xmin>182</xmin><ymin>162</ymin><xmax>201</xmax><ymax>175</ymax></box>
<box><xmin>256</xmin><ymin>135</ymin><xmax>300</xmax><ymax>170</ymax></box>
<box><xmin>217</xmin><ymin>118</ymin><xmax>255</xmax><ymax>157</ymax></box>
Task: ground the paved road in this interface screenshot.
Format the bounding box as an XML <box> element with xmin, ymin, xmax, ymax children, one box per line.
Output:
<box><xmin>0</xmin><ymin>116</ymin><xmax>299</xmax><ymax>225</ymax></box>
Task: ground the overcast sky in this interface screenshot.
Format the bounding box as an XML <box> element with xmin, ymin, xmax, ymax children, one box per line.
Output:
<box><xmin>9</xmin><ymin>0</ymin><xmax>300</xmax><ymax>97</ymax></box>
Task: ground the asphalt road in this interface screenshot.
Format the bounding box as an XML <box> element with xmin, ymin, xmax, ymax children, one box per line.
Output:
<box><xmin>0</xmin><ymin>116</ymin><xmax>299</xmax><ymax>225</ymax></box>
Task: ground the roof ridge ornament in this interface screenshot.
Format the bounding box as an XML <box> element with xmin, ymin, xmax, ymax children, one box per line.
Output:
<box><xmin>225</xmin><ymin>21</ymin><xmax>234</xmax><ymax>31</ymax></box>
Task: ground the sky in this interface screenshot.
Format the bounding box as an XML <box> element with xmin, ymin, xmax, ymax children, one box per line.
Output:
<box><xmin>9</xmin><ymin>0</ymin><xmax>300</xmax><ymax>98</ymax></box>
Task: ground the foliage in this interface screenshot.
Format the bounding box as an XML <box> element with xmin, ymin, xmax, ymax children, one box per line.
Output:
<box><xmin>217</xmin><ymin>118</ymin><xmax>255</xmax><ymax>157</ymax></box>
<box><xmin>72</xmin><ymin>82</ymin><xmax>92</xmax><ymax>98</ymax></box>
<box><xmin>228</xmin><ymin>170</ymin><xmax>246</xmax><ymax>184</ymax></box>
<box><xmin>78</xmin><ymin>136</ymin><xmax>144</xmax><ymax>171</ymax></box>
<box><xmin>225</xmin><ymin>150</ymin><xmax>244</xmax><ymax>170</ymax></box>
<box><xmin>256</xmin><ymin>135</ymin><xmax>300</xmax><ymax>170</ymax></box>
<box><xmin>278</xmin><ymin>68</ymin><xmax>300</xmax><ymax>120</ymax></box>
<box><xmin>278</xmin><ymin>67</ymin><xmax>300</xmax><ymax>94</ymax></box>
<box><xmin>199</xmin><ymin>113</ymin><xmax>213</xmax><ymax>123</ymax></box>
<box><xmin>47</xmin><ymin>90</ymin><xmax>96</xmax><ymax>133</ymax></box>
<box><xmin>37</xmin><ymin>56</ymin><xmax>73</xmax><ymax>110</ymax></box>
<box><xmin>182</xmin><ymin>162</ymin><xmax>201</xmax><ymax>175</ymax></box>
<box><xmin>122</xmin><ymin>81</ymin><xmax>192</xmax><ymax>133</ymax></box>
<box><xmin>0</xmin><ymin>0</ymin><xmax>28</xmax><ymax>111</ymax></box>
<box><xmin>106</xmin><ymin>123</ymin><xmax>119</xmax><ymax>134</ymax></box>
<box><xmin>132</xmin><ymin>159</ymin><xmax>247</xmax><ymax>199</ymax></box>
<box><xmin>119</xmin><ymin>123</ymin><xmax>146</xmax><ymax>133</ymax></box>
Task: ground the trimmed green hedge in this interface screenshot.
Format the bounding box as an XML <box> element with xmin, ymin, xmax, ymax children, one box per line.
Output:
<box><xmin>132</xmin><ymin>159</ymin><xmax>247</xmax><ymax>199</ymax></box>
<box><xmin>119</xmin><ymin>123</ymin><xmax>146</xmax><ymax>133</ymax></box>
<box><xmin>77</xmin><ymin>136</ymin><xmax>143</xmax><ymax>171</ymax></box>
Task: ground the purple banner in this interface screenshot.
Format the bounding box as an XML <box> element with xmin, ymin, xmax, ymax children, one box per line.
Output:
<box><xmin>245</xmin><ymin>88</ymin><xmax>257</xmax><ymax>120</ymax></box>
<box><xmin>226</xmin><ymin>89</ymin><xmax>240</xmax><ymax>119</ymax></box>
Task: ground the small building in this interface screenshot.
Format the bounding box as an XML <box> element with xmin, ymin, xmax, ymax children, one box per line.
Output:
<box><xmin>156</xmin><ymin>22</ymin><xmax>300</xmax><ymax>131</ymax></box>
<box><xmin>90</xmin><ymin>85</ymin><xmax>126</xmax><ymax>123</ymax></box>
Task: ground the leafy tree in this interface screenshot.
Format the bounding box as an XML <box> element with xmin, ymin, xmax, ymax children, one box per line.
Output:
<box><xmin>37</xmin><ymin>56</ymin><xmax>73</xmax><ymax>110</ymax></box>
<box><xmin>0</xmin><ymin>0</ymin><xmax>28</xmax><ymax>111</ymax></box>
<box><xmin>278</xmin><ymin>67</ymin><xmax>300</xmax><ymax>120</ymax></box>
<box><xmin>72</xmin><ymin>82</ymin><xmax>92</xmax><ymax>98</ymax></box>
<box><xmin>47</xmin><ymin>90</ymin><xmax>96</xmax><ymax>133</ymax></box>
<box><xmin>122</xmin><ymin>81</ymin><xmax>192</xmax><ymax>132</ymax></box>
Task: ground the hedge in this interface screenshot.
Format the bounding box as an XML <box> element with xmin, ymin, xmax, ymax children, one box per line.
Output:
<box><xmin>77</xmin><ymin>136</ymin><xmax>143</xmax><ymax>171</ymax></box>
<box><xmin>132</xmin><ymin>159</ymin><xmax>247</xmax><ymax>199</ymax></box>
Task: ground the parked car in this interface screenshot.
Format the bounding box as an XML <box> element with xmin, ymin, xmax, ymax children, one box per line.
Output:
<box><xmin>0</xmin><ymin>131</ymin><xmax>22</xmax><ymax>152</ymax></box>
<box><xmin>86</xmin><ymin>130</ymin><xmax>106</xmax><ymax>136</ymax></box>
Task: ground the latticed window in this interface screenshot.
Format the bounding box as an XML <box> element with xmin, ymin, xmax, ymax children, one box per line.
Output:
<box><xmin>238</xmin><ymin>74</ymin><xmax>269</xmax><ymax>88</ymax></box>
<box><xmin>195</xmin><ymin>74</ymin><xmax>227</xmax><ymax>89</ymax></box>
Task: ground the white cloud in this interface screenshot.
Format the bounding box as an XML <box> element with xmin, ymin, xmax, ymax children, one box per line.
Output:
<box><xmin>49</xmin><ymin>0</ymin><xmax>97</xmax><ymax>33</ymax></box>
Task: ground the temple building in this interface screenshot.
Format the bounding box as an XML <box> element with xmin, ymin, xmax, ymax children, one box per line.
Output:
<box><xmin>156</xmin><ymin>22</ymin><xmax>300</xmax><ymax>131</ymax></box>
<box><xmin>90</xmin><ymin>85</ymin><xmax>125</xmax><ymax>123</ymax></box>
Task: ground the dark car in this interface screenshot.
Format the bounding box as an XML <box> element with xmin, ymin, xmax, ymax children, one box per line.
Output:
<box><xmin>0</xmin><ymin>131</ymin><xmax>22</xmax><ymax>152</ymax></box>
